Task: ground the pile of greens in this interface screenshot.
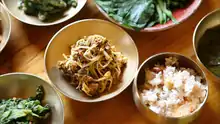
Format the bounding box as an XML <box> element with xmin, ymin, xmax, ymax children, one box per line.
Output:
<box><xmin>18</xmin><ymin>0</ymin><xmax>78</xmax><ymax>21</ymax></box>
<box><xmin>95</xmin><ymin>0</ymin><xmax>190</xmax><ymax>30</ymax></box>
<box><xmin>0</xmin><ymin>86</ymin><xmax>51</xmax><ymax>124</ymax></box>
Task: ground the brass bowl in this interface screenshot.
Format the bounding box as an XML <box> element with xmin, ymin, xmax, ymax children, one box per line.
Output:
<box><xmin>133</xmin><ymin>52</ymin><xmax>208</xmax><ymax>124</ymax></box>
<box><xmin>0</xmin><ymin>3</ymin><xmax>11</xmax><ymax>53</ymax></box>
<box><xmin>44</xmin><ymin>19</ymin><xmax>139</xmax><ymax>102</ymax></box>
<box><xmin>0</xmin><ymin>73</ymin><xmax>64</xmax><ymax>124</ymax></box>
<box><xmin>193</xmin><ymin>9</ymin><xmax>220</xmax><ymax>79</ymax></box>
<box><xmin>1</xmin><ymin>0</ymin><xmax>87</xmax><ymax>26</ymax></box>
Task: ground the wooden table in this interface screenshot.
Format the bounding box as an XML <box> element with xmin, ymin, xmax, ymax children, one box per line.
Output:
<box><xmin>1</xmin><ymin>0</ymin><xmax>220</xmax><ymax>124</ymax></box>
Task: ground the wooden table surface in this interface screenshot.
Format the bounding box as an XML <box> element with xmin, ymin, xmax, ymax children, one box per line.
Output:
<box><xmin>1</xmin><ymin>0</ymin><xmax>220</xmax><ymax>124</ymax></box>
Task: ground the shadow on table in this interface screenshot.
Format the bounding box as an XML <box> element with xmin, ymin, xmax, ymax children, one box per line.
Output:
<box><xmin>193</xmin><ymin>103</ymin><xmax>220</xmax><ymax>124</ymax></box>
<box><xmin>62</xmin><ymin>86</ymin><xmax>147</xmax><ymax>124</ymax></box>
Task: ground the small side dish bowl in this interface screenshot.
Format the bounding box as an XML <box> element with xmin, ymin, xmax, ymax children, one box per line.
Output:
<box><xmin>133</xmin><ymin>52</ymin><xmax>208</xmax><ymax>124</ymax></box>
<box><xmin>95</xmin><ymin>0</ymin><xmax>202</xmax><ymax>32</ymax></box>
<box><xmin>0</xmin><ymin>3</ymin><xmax>11</xmax><ymax>53</ymax></box>
<box><xmin>193</xmin><ymin>9</ymin><xmax>220</xmax><ymax>79</ymax></box>
<box><xmin>0</xmin><ymin>73</ymin><xmax>64</xmax><ymax>124</ymax></box>
<box><xmin>1</xmin><ymin>0</ymin><xmax>87</xmax><ymax>26</ymax></box>
<box><xmin>45</xmin><ymin>19</ymin><xmax>139</xmax><ymax>102</ymax></box>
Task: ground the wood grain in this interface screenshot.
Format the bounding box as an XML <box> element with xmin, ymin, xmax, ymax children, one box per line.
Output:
<box><xmin>1</xmin><ymin>0</ymin><xmax>220</xmax><ymax>124</ymax></box>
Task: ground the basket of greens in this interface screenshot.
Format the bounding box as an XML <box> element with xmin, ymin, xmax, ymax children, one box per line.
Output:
<box><xmin>95</xmin><ymin>0</ymin><xmax>202</xmax><ymax>31</ymax></box>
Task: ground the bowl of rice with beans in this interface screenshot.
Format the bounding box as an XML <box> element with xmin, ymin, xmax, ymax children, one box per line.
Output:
<box><xmin>133</xmin><ymin>52</ymin><xmax>208</xmax><ymax>124</ymax></box>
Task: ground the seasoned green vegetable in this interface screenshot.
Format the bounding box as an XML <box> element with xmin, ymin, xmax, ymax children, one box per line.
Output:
<box><xmin>18</xmin><ymin>0</ymin><xmax>78</xmax><ymax>21</ymax></box>
<box><xmin>96</xmin><ymin>0</ymin><xmax>190</xmax><ymax>30</ymax></box>
<box><xmin>198</xmin><ymin>25</ymin><xmax>220</xmax><ymax>77</ymax></box>
<box><xmin>0</xmin><ymin>86</ymin><xmax>50</xmax><ymax>124</ymax></box>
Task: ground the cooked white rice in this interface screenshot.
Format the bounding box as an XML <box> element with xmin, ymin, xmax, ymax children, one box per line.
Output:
<box><xmin>141</xmin><ymin>57</ymin><xmax>207</xmax><ymax>117</ymax></box>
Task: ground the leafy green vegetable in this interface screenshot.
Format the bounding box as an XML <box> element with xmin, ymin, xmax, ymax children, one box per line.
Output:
<box><xmin>0</xmin><ymin>86</ymin><xmax>50</xmax><ymax>124</ymax></box>
<box><xmin>18</xmin><ymin>0</ymin><xmax>78</xmax><ymax>21</ymax></box>
<box><xmin>96</xmin><ymin>0</ymin><xmax>190</xmax><ymax>30</ymax></box>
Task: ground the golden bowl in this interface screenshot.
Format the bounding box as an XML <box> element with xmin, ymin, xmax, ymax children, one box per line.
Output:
<box><xmin>133</xmin><ymin>52</ymin><xmax>208</xmax><ymax>124</ymax></box>
<box><xmin>44</xmin><ymin>19</ymin><xmax>139</xmax><ymax>102</ymax></box>
<box><xmin>0</xmin><ymin>73</ymin><xmax>64</xmax><ymax>124</ymax></box>
<box><xmin>1</xmin><ymin>0</ymin><xmax>87</xmax><ymax>26</ymax></box>
<box><xmin>193</xmin><ymin>9</ymin><xmax>220</xmax><ymax>79</ymax></box>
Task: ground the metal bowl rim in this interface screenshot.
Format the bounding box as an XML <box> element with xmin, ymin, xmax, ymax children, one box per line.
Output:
<box><xmin>44</xmin><ymin>19</ymin><xmax>139</xmax><ymax>102</ymax></box>
<box><xmin>193</xmin><ymin>8</ymin><xmax>220</xmax><ymax>79</ymax></box>
<box><xmin>1</xmin><ymin>0</ymin><xmax>87</xmax><ymax>26</ymax></box>
<box><xmin>0</xmin><ymin>72</ymin><xmax>65</xmax><ymax>124</ymax></box>
<box><xmin>133</xmin><ymin>52</ymin><xmax>209</xmax><ymax>119</ymax></box>
<box><xmin>0</xmin><ymin>2</ymin><xmax>11</xmax><ymax>53</ymax></box>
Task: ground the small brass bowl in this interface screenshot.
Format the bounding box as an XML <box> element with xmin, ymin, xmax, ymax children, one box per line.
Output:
<box><xmin>45</xmin><ymin>19</ymin><xmax>139</xmax><ymax>102</ymax></box>
<box><xmin>0</xmin><ymin>73</ymin><xmax>64</xmax><ymax>124</ymax></box>
<box><xmin>133</xmin><ymin>52</ymin><xmax>208</xmax><ymax>124</ymax></box>
<box><xmin>193</xmin><ymin>9</ymin><xmax>220</xmax><ymax>79</ymax></box>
